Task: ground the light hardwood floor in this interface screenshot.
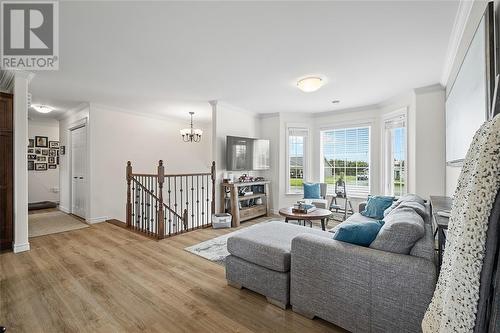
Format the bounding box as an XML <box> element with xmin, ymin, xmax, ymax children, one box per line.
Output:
<box><xmin>0</xmin><ymin>217</ymin><xmax>345</xmax><ymax>333</ymax></box>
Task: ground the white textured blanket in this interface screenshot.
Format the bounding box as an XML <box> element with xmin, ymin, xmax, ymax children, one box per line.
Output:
<box><xmin>422</xmin><ymin>114</ymin><xmax>500</xmax><ymax>332</ymax></box>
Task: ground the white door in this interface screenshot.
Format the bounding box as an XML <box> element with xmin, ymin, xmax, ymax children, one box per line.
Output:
<box><xmin>71</xmin><ymin>126</ymin><xmax>86</xmax><ymax>218</ymax></box>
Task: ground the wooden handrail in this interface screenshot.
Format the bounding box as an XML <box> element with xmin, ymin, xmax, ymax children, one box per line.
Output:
<box><xmin>126</xmin><ymin>160</ymin><xmax>216</xmax><ymax>239</ymax></box>
<box><xmin>131</xmin><ymin>178</ymin><xmax>183</xmax><ymax>219</ymax></box>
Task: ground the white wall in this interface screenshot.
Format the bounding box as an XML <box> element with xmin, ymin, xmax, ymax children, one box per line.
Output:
<box><xmin>258</xmin><ymin>113</ymin><xmax>280</xmax><ymax>211</ymax></box>
<box><xmin>90</xmin><ymin>104</ymin><xmax>212</xmax><ymax>222</ymax></box>
<box><xmin>212</xmin><ymin>102</ymin><xmax>260</xmax><ymax>212</ymax></box>
<box><xmin>28</xmin><ymin>119</ymin><xmax>59</xmax><ymax>203</ymax></box>
<box><xmin>413</xmin><ymin>86</ymin><xmax>446</xmax><ymax>198</ymax></box>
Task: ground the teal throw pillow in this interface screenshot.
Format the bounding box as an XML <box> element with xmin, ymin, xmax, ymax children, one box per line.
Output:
<box><xmin>361</xmin><ymin>196</ymin><xmax>394</xmax><ymax>220</ymax></box>
<box><xmin>303</xmin><ymin>183</ymin><xmax>321</xmax><ymax>199</ymax></box>
<box><xmin>333</xmin><ymin>220</ymin><xmax>385</xmax><ymax>247</ymax></box>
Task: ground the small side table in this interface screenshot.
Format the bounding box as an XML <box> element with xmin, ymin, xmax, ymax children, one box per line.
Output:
<box><xmin>430</xmin><ymin>196</ymin><xmax>452</xmax><ymax>271</ymax></box>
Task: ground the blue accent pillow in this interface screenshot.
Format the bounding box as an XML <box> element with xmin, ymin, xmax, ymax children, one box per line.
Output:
<box><xmin>333</xmin><ymin>220</ymin><xmax>385</xmax><ymax>247</ymax></box>
<box><xmin>303</xmin><ymin>183</ymin><xmax>321</xmax><ymax>199</ymax></box>
<box><xmin>361</xmin><ymin>196</ymin><xmax>394</xmax><ymax>220</ymax></box>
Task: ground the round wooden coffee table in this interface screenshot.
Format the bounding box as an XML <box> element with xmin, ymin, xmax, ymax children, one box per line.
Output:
<box><xmin>279</xmin><ymin>207</ymin><xmax>332</xmax><ymax>231</ymax></box>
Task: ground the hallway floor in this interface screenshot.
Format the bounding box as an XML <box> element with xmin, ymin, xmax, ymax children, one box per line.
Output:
<box><xmin>28</xmin><ymin>209</ymin><xmax>89</xmax><ymax>238</ymax></box>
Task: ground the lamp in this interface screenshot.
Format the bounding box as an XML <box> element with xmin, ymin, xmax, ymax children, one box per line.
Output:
<box><xmin>297</xmin><ymin>76</ymin><xmax>324</xmax><ymax>92</ymax></box>
<box><xmin>180</xmin><ymin>112</ymin><xmax>203</xmax><ymax>143</ymax></box>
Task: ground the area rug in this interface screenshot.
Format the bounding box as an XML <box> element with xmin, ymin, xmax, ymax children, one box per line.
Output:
<box><xmin>185</xmin><ymin>217</ymin><xmax>341</xmax><ymax>266</ymax></box>
<box><xmin>29</xmin><ymin>211</ymin><xmax>89</xmax><ymax>238</ymax></box>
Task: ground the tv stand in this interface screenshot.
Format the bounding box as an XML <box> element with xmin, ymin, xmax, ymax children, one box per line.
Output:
<box><xmin>221</xmin><ymin>181</ymin><xmax>270</xmax><ymax>227</ymax></box>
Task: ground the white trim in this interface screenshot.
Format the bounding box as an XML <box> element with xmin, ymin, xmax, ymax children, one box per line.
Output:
<box><xmin>13</xmin><ymin>242</ymin><xmax>30</xmax><ymax>253</ymax></box>
<box><xmin>440</xmin><ymin>0</ymin><xmax>474</xmax><ymax>86</ymax></box>
<box><xmin>58</xmin><ymin>205</ymin><xmax>70</xmax><ymax>213</ymax></box>
<box><xmin>381</xmin><ymin>108</ymin><xmax>408</xmax><ymax>196</ymax></box>
<box><xmin>317</xmin><ymin>118</ymin><xmax>376</xmax><ymax>131</ymax></box>
<box><xmin>86</xmin><ymin>216</ymin><xmax>108</xmax><ymax>224</ymax></box>
<box><xmin>285</xmin><ymin>123</ymin><xmax>309</xmax><ymax>194</ymax></box>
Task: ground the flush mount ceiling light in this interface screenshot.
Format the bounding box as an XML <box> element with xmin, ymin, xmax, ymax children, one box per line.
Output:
<box><xmin>180</xmin><ymin>112</ymin><xmax>203</xmax><ymax>143</ymax></box>
<box><xmin>32</xmin><ymin>105</ymin><xmax>54</xmax><ymax>114</ymax></box>
<box><xmin>297</xmin><ymin>76</ymin><xmax>324</xmax><ymax>92</ymax></box>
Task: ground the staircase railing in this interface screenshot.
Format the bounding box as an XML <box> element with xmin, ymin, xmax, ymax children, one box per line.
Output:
<box><xmin>126</xmin><ymin>160</ymin><xmax>215</xmax><ymax>239</ymax></box>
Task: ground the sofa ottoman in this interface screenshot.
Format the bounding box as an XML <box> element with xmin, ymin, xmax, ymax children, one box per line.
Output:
<box><xmin>226</xmin><ymin>221</ymin><xmax>331</xmax><ymax>309</ymax></box>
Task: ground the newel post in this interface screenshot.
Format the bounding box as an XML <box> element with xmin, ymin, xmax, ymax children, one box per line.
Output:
<box><xmin>211</xmin><ymin>161</ymin><xmax>216</xmax><ymax>215</ymax></box>
<box><xmin>157</xmin><ymin>160</ymin><xmax>165</xmax><ymax>239</ymax></box>
<box><xmin>126</xmin><ymin>161</ymin><xmax>132</xmax><ymax>228</ymax></box>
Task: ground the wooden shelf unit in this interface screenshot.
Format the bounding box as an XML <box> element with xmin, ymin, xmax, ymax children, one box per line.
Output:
<box><xmin>221</xmin><ymin>181</ymin><xmax>270</xmax><ymax>227</ymax></box>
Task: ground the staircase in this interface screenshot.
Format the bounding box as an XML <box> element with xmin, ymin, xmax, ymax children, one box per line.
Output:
<box><xmin>126</xmin><ymin>160</ymin><xmax>215</xmax><ymax>239</ymax></box>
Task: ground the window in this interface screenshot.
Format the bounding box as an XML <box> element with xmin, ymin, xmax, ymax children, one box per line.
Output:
<box><xmin>287</xmin><ymin>127</ymin><xmax>308</xmax><ymax>194</ymax></box>
<box><xmin>321</xmin><ymin>126</ymin><xmax>370</xmax><ymax>196</ymax></box>
<box><xmin>384</xmin><ymin>114</ymin><xmax>407</xmax><ymax>197</ymax></box>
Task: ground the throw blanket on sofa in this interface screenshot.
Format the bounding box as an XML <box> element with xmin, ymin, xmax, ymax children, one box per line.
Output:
<box><xmin>422</xmin><ymin>114</ymin><xmax>500</xmax><ymax>333</ymax></box>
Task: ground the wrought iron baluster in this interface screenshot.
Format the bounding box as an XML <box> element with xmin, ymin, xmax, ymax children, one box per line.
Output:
<box><xmin>206</xmin><ymin>174</ymin><xmax>210</xmax><ymax>226</ymax></box>
<box><xmin>201</xmin><ymin>175</ymin><xmax>205</xmax><ymax>226</ymax></box>
<box><xmin>196</xmin><ymin>175</ymin><xmax>199</xmax><ymax>229</ymax></box>
<box><xmin>168</xmin><ymin>177</ymin><xmax>172</xmax><ymax>236</ymax></box>
<box><xmin>174</xmin><ymin>177</ymin><xmax>178</xmax><ymax>234</ymax></box>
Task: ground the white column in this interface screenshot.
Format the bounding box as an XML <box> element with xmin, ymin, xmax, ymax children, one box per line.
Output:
<box><xmin>13</xmin><ymin>71</ymin><xmax>34</xmax><ymax>253</ymax></box>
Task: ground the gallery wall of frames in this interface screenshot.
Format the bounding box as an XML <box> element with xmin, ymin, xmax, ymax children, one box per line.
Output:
<box><xmin>27</xmin><ymin>136</ymin><xmax>59</xmax><ymax>171</ymax></box>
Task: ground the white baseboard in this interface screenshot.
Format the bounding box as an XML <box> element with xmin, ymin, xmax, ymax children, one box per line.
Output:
<box><xmin>86</xmin><ymin>216</ymin><xmax>108</xmax><ymax>224</ymax></box>
<box><xmin>59</xmin><ymin>205</ymin><xmax>70</xmax><ymax>213</ymax></box>
<box><xmin>13</xmin><ymin>242</ymin><xmax>30</xmax><ymax>253</ymax></box>
<box><xmin>270</xmin><ymin>209</ymin><xmax>279</xmax><ymax>215</ymax></box>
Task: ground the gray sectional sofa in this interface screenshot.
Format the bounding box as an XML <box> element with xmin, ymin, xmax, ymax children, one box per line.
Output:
<box><xmin>226</xmin><ymin>195</ymin><xmax>437</xmax><ymax>333</ymax></box>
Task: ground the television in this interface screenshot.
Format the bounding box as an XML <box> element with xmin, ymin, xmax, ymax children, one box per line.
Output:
<box><xmin>226</xmin><ymin>136</ymin><xmax>270</xmax><ymax>171</ymax></box>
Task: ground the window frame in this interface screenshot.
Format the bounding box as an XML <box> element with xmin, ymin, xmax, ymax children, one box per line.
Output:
<box><xmin>319</xmin><ymin>124</ymin><xmax>372</xmax><ymax>198</ymax></box>
<box><xmin>382</xmin><ymin>108</ymin><xmax>408</xmax><ymax>197</ymax></box>
<box><xmin>286</xmin><ymin>125</ymin><xmax>309</xmax><ymax>195</ymax></box>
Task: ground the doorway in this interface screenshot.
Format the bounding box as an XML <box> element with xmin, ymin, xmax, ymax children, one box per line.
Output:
<box><xmin>70</xmin><ymin>125</ymin><xmax>87</xmax><ymax>219</ymax></box>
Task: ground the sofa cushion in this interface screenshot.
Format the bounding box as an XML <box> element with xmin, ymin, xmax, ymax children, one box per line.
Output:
<box><xmin>395</xmin><ymin>201</ymin><xmax>427</xmax><ymax>219</ymax></box>
<box><xmin>384</xmin><ymin>194</ymin><xmax>426</xmax><ymax>217</ymax></box>
<box><xmin>303</xmin><ymin>183</ymin><xmax>321</xmax><ymax>199</ymax></box>
<box><xmin>333</xmin><ymin>220</ymin><xmax>385</xmax><ymax>247</ymax></box>
<box><xmin>361</xmin><ymin>196</ymin><xmax>394</xmax><ymax>219</ymax></box>
<box><xmin>370</xmin><ymin>207</ymin><xmax>425</xmax><ymax>254</ymax></box>
<box><xmin>328</xmin><ymin>212</ymin><xmax>376</xmax><ymax>233</ymax></box>
<box><xmin>227</xmin><ymin>221</ymin><xmax>331</xmax><ymax>272</ymax></box>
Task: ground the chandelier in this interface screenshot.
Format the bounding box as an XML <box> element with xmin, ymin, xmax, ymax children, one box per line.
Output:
<box><xmin>180</xmin><ymin>112</ymin><xmax>203</xmax><ymax>143</ymax></box>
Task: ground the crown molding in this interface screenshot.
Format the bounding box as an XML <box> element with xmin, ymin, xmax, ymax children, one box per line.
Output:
<box><xmin>440</xmin><ymin>0</ymin><xmax>474</xmax><ymax>86</ymax></box>
<box><xmin>414</xmin><ymin>83</ymin><xmax>445</xmax><ymax>94</ymax></box>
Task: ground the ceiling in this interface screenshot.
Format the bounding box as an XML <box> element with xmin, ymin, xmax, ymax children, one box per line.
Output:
<box><xmin>29</xmin><ymin>1</ymin><xmax>459</xmax><ymax>120</ymax></box>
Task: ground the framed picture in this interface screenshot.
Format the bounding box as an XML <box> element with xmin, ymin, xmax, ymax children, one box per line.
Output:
<box><xmin>48</xmin><ymin>164</ymin><xmax>57</xmax><ymax>169</ymax></box>
<box><xmin>41</xmin><ymin>149</ymin><xmax>49</xmax><ymax>156</ymax></box>
<box><xmin>49</xmin><ymin>141</ymin><xmax>59</xmax><ymax>148</ymax></box>
<box><xmin>35</xmin><ymin>136</ymin><xmax>48</xmax><ymax>148</ymax></box>
<box><xmin>37</xmin><ymin>156</ymin><xmax>47</xmax><ymax>162</ymax></box>
<box><xmin>28</xmin><ymin>148</ymin><xmax>34</xmax><ymax>154</ymax></box>
<box><xmin>28</xmin><ymin>154</ymin><xmax>37</xmax><ymax>160</ymax></box>
<box><xmin>35</xmin><ymin>148</ymin><xmax>41</xmax><ymax>155</ymax></box>
<box><xmin>49</xmin><ymin>149</ymin><xmax>57</xmax><ymax>156</ymax></box>
<box><xmin>28</xmin><ymin>139</ymin><xmax>34</xmax><ymax>148</ymax></box>
<box><xmin>35</xmin><ymin>163</ymin><xmax>47</xmax><ymax>171</ymax></box>
<box><xmin>48</xmin><ymin>156</ymin><xmax>55</xmax><ymax>164</ymax></box>
<box><xmin>28</xmin><ymin>161</ymin><xmax>34</xmax><ymax>171</ymax></box>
